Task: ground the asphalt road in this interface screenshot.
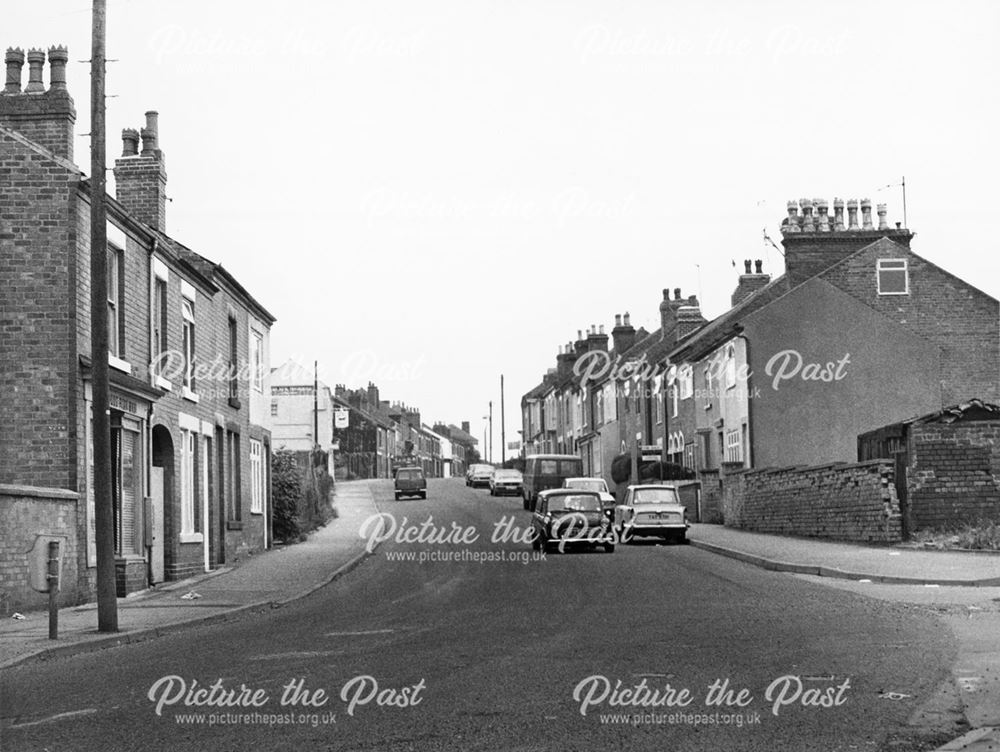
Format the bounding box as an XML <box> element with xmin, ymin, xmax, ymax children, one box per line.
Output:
<box><xmin>0</xmin><ymin>478</ymin><xmax>962</xmax><ymax>751</ymax></box>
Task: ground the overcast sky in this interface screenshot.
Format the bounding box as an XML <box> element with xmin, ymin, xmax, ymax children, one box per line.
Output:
<box><xmin>7</xmin><ymin>1</ymin><xmax>1000</xmax><ymax>457</ymax></box>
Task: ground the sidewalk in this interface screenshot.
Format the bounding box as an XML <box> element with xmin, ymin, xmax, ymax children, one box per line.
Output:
<box><xmin>687</xmin><ymin>523</ymin><xmax>1000</xmax><ymax>752</ymax></box>
<box><xmin>688</xmin><ymin>524</ymin><xmax>1000</xmax><ymax>586</ymax></box>
<box><xmin>0</xmin><ymin>480</ymin><xmax>379</xmax><ymax>670</ymax></box>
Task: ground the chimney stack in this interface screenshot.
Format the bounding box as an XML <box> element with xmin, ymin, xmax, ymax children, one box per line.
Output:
<box><xmin>113</xmin><ymin>110</ymin><xmax>168</xmax><ymax>231</ymax></box>
<box><xmin>779</xmin><ymin>194</ymin><xmax>912</xmax><ymax>283</ymax></box>
<box><xmin>0</xmin><ymin>45</ymin><xmax>76</xmax><ymax>160</ymax></box>
<box><xmin>612</xmin><ymin>311</ymin><xmax>637</xmax><ymax>354</ymax></box>
<box><xmin>586</xmin><ymin>323</ymin><xmax>609</xmax><ymax>353</ymax></box>
<box><xmin>731</xmin><ymin>258</ymin><xmax>771</xmax><ymax>306</ymax></box>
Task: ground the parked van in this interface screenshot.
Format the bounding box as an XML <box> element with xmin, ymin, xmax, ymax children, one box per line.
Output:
<box><xmin>522</xmin><ymin>454</ymin><xmax>584</xmax><ymax>511</ymax></box>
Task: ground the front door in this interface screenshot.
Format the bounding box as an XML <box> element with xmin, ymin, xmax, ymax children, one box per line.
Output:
<box><xmin>149</xmin><ymin>467</ymin><xmax>165</xmax><ymax>583</ymax></box>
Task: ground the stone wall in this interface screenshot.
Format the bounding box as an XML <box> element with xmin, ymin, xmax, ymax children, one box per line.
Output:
<box><xmin>721</xmin><ymin>460</ymin><xmax>902</xmax><ymax>543</ymax></box>
<box><xmin>0</xmin><ymin>485</ymin><xmax>80</xmax><ymax>613</ymax></box>
<box><xmin>908</xmin><ymin>422</ymin><xmax>1000</xmax><ymax>530</ymax></box>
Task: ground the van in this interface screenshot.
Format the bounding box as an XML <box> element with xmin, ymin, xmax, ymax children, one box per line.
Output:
<box><xmin>522</xmin><ymin>454</ymin><xmax>584</xmax><ymax>511</ymax></box>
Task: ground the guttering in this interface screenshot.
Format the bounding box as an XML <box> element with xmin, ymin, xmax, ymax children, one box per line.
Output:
<box><xmin>734</xmin><ymin>328</ymin><xmax>754</xmax><ymax>469</ymax></box>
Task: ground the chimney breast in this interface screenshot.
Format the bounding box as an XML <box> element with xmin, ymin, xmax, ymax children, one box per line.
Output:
<box><xmin>24</xmin><ymin>48</ymin><xmax>44</xmax><ymax>93</ymax></box>
<box><xmin>4</xmin><ymin>48</ymin><xmax>24</xmax><ymax>94</ymax></box>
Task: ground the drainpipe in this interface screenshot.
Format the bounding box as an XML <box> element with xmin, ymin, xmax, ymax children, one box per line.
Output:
<box><xmin>734</xmin><ymin>330</ymin><xmax>754</xmax><ymax>469</ymax></box>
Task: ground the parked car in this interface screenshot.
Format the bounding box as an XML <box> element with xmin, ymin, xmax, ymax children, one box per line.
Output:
<box><xmin>394</xmin><ymin>466</ymin><xmax>427</xmax><ymax>500</ymax></box>
<box><xmin>467</xmin><ymin>463</ymin><xmax>494</xmax><ymax>488</ymax></box>
<box><xmin>490</xmin><ymin>469</ymin><xmax>524</xmax><ymax>496</ymax></box>
<box><xmin>531</xmin><ymin>489</ymin><xmax>615</xmax><ymax>554</ymax></box>
<box><xmin>562</xmin><ymin>477</ymin><xmax>616</xmax><ymax>510</ymax></box>
<box><xmin>522</xmin><ymin>454</ymin><xmax>584</xmax><ymax>511</ymax></box>
<box><xmin>615</xmin><ymin>484</ymin><xmax>688</xmax><ymax>543</ymax></box>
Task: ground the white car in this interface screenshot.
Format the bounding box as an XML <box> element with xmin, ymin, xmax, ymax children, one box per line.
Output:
<box><xmin>562</xmin><ymin>477</ymin><xmax>616</xmax><ymax>509</ymax></box>
<box><xmin>615</xmin><ymin>484</ymin><xmax>689</xmax><ymax>544</ymax></box>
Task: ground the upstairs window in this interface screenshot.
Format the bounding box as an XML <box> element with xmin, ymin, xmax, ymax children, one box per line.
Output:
<box><xmin>107</xmin><ymin>247</ymin><xmax>123</xmax><ymax>356</ymax></box>
<box><xmin>153</xmin><ymin>278</ymin><xmax>168</xmax><ymax>375</ymax></box>
<box><xmin>228</xmin><ymin>315</ymin><xmax>238</xmax><ymax>400</ymax></box>
<box><xmin>724</xmin><ymin>346</ymin><xmax>737</xmax><ymax>389</ymax></box>
<box><xmin>182</xmin><ymin>297</ymin><xmax>196</xmax><ymax>392</ymax></box>
<box><xmin>877</xmin><ymin>259</ymin><xmax>909</xmax><ymax>295</ymax></box>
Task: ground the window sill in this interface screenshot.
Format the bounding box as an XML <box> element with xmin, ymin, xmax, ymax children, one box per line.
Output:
<box><xmin>182</xmin><ymin>387</ymin><xmax>200</xmax><ymax>403</ymax></box>
<box><xmin>108</xmin><ymin>353</ymin><xmax>132</xmax><ymax>374</ymax></box>
<box><xmin>155</xmin><ymin>375</ymin><xmax>172</xmax><ymax>391</ymax></box>
<box><xmin>228</xmin><ymin>396</ymin><xmax>242</xmax><ymax>410</ymax></box>
<box><xmin>179</xmin><ymin>532</ymin><xmax>203</xmax><ymax>544</ymax></box>
<box><xmin>250</xmin><ymin>510</ymin><xmax>263</xmax><ymax>516</ymax></box>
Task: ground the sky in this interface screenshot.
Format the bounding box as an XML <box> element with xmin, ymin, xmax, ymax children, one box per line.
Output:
<box><xmin>6</xmin><ymin>0</ymin><xmax>1000</xmax><ymax>459</ymax></box>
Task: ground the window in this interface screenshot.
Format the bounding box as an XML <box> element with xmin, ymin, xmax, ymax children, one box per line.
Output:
<box><xmin>726</xmin><ymin>429</ymin><xmax>742</xmax><ymax>463</ymax></box>
<box><xmin>877</xmin><ymin>259</ymin><xmax>909</xmax><ymax>295</ymax></box>
<box><xmin>227</xmin><ymin>430</ymin><xmax>242</xmax><ymax>522</ymax></box>
<box><xmin>153</xmin><ymin>277</ymin><xmax>168</xmax><ymax>377</ymax></box>
<box><xmin>250</xmin><ymin>438</ymin><xmax>263</xmax><ymax>514</ymax></box>
<box><xmin>110</xmin><ymin>420</ymin><xmax>142</xmax><ymax>556</ymax></box>
<box><xmin>180</xmin><ymin>429</ymin><xmax>195</xmax><ymax>536</ymax></box>
<box><xmin>182</xmin><ymin>297</ymin><xmax>196</xmax><ymax>393</ymax></box>
<box><xmin>250</xmin><ymin>330</ymin><xmax>263</xmax><ymax>393</ymax></box>
<box><xmin>670</xmin><ymin>383</ymin><xmax>678</xmax><ymax>419</ymax></box>
<box><xmin>725</xmin><ymin>346</ymin><xmax>736</xmax><ymax>389</ymax></box>
<box><xmin>704</xmin><ymin>366</ymin><xmax>713</xmax><ymax>409</ymax></box>
<box><xmin>679</xmin><ymin>365</ymin><xmax>693</xmax><ymax>400</ymax></box>
<box><xmin>228</xmin><ymin>315</ymin><xmax>238</xmax><ymax>400</ymax></box>
<box><xmin>107</xmin><ymin>248</ymin><xmax>122</xmax><ymax>356</ymax></box>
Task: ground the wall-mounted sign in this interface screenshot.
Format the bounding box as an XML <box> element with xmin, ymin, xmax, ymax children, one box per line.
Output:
<box><xmin>334</xmin><ymin>408</ymin><xmax>350</xmax><ymax>428</ymax></box>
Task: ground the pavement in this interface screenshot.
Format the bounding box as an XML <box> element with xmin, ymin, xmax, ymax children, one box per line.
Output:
<box><xmin>687</xmin><ymin>524</ymin><xmax>1000</xmax><ymax>751</ymax></box>
<box><xmin>3</xmin><ymin>489</ymin><xmax>999</xmax><ymax>749</ymax></box>
<box><xmin>0</xmin><ymin>479</ymin><xmax>380</xmax><ymax>670</ymax></box>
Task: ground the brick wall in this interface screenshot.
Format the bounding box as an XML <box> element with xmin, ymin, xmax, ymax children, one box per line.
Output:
<box><xmin>721</xmin><ymin>460</ymin><xmax>902</xmax><ymax>543</ymax></box>
<box><xmin>908</xmin><ymin>422</ymin><xmax>1000</xmax><ymax>530</ymax></box>
<box><xmin>0</xmin><ymin>128</ymin><xmax>79</xmax><ymax>490</ymax></box>
<box><xmin>0</xmin><ymin>485</ymin><xmax>80</xmax><ymax>613</ymax></box>
<box><xmin>820</xmin><ymin>239</ymin><xmax>1000</xmax><ymax>405</ymax></box>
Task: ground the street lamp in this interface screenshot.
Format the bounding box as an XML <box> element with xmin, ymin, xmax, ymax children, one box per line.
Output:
<box><xmin>482</xmin><ymin>416</ymin><xmax>489</xmax><ymax>464</ymax></box>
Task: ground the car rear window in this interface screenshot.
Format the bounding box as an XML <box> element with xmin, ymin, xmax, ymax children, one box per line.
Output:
<box><xmin>495</xmin><ymin>471</ymin><xmax>521</xmax><ymax>479</ymax></box>
<box><xmin>397</xmin><ymin>469</ymin><xmax>422</xmax><ymax>480</ymax></box>
<box><xmin>633</xmin><ymin>488</ymin><xmax>679</xmax><ymax>504</ymax></box>
<box><xmin>549</xmin><ymin>494</ymin><xmax>601</xmax><ymax>512</ymax></box>
<box><xmin>566</xmin><ymin>479</ymin><xmax>604</xmax><ymax>492</ymax></box>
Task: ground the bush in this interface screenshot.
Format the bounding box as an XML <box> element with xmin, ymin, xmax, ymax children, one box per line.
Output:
<box><xmin>912</xmin><ymin>519</ymin><xmax>1000</xmax><ymax>550</ymax></box>
<box><xmin>610</xmin><ymin>453</ymin><xmax>632</xmax><ymax>484</ymax></box>
<box><xmin>271</xmin><ymin>449</ymin><xmax>302</xmax><ymax>542</ymax></box>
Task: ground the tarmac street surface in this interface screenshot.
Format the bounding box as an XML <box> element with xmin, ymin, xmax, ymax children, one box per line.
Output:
<box><xmin>0</xmin><ymin>478</ymin><xmax>989</xmax><ymax>751</ymax></box>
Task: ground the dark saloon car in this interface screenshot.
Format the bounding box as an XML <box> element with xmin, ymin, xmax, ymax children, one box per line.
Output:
<box><xmin>394</xmin><ymin>467</ymin><xmax>426</xmax><ymax>500</ymax></box>
<box><xmin>489</xmin><ymin>469</ymin><xmax>524</xmax><ymax>497</ymax></box>
<box><xmin>531</xmin><ymin>489</ymin><xmax>615</xmax><ymax>554</ymax></box>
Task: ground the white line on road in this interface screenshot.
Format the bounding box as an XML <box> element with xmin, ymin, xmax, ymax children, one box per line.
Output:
<box><xmin>325</xmin><ymin>629</ymin><xmax>396</xmax><ymax>637</ymax></box>
<box><xmin>9</xmin><ymin>708</ymin><xmax>98</xmax><ymax>729</ymax></box>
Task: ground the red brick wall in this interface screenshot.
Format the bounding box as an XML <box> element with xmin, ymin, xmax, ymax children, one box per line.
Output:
<box><xmin>0</xmin><ymin>128</ymin><xmax>79</xmax><ymax>490</ymax></box>
<box><xmin>908</xmin><ymin>422</ymin><xmax>1000</xmax><ymax>530</ymax></box>
<box><xmin>0</xmin><ymin>485</ymin><xmax>80</xmax><ymax>613</ymax></box>
<box><xmin>721</xmin><ymin>460</ymin><xmax>902</xmax><ymax>543</ymax></box>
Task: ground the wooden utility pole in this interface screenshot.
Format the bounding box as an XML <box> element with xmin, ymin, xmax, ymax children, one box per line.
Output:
<box><xmin>488</xmin><ymin>401</ymin><xmax>493</xmax><ymax>464</ymax></box>
<box><xmin>500</xmin><ymin>375</ymin><xmax>506</xmax><ymax>465</ymax></box>
<box><xmin>90</xmin><ymin>0</ymin><xmax>118</xmax><ymax>632</ymax></box>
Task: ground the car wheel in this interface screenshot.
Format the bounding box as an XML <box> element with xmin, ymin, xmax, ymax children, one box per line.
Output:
<box><xmin>523</xmin><ymin>494</ymin><xmax>530</xmax><ymax>511</ymax></box>
<box><xmin>420</xmin><ymin>491</ymin><xmax>427</xmax><ymax>499</ymax></box>
<box><xmin>531</xmin><ymin>532</ymin><xmax>541</xmax><ymax>551</ymax></box>
<box><xmin>394</xmin><ymin>492</ymin><xmax>400</xmax><ymax>500</ymax></box>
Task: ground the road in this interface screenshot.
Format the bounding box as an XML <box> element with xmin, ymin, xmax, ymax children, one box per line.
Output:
<box><xmin>1</xmin><ymin>478</ymin><xmax>962</xmax><ymax>751</ymax></box>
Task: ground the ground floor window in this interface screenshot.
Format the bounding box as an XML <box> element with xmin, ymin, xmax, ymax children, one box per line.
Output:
<box><xmin>725</xmin><ymin>429</ymin><xmax>742</xmax><ymax>463</ymax></box>
<box><xmin>111</xmin><ymin>418</ymin><xmax>143</xmax><ymax>556</ymax></box>
<box><xmin>181</xmin><ymin>429</ymin><xmax>195</xmax><ymax>535</ymax></box>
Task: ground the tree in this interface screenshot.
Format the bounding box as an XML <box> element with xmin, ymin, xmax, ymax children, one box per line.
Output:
<box><xmin>271</xmin><ymin>449</ymin><xmax>302</xmax><ymax>542</ymax></box>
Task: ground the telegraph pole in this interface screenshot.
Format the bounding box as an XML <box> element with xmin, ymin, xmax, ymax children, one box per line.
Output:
<box><xmin>91</xmin><ymin>0</ymin><xmax>117</xmax><ymax>632</ymax></box>
<box><xmin>500</xmin><ymin>375</ymin><xmax>506</xmax><ymax>465</ymax></box>
<box><xmin>488</xmin><ymin>401</ymin><xmax>493</xmax><ymax>464</ymax></box>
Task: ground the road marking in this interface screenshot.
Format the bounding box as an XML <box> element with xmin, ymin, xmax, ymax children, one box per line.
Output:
<box><xmin>325</xmin><ymin>629</ymin><xmax>396</xmax><ymax>637</ymax></box>
<box><xmin>9</xmin><ymin>708</ymin><xmax>97</xmax><ymax>729</ymax></box>
<box><xmin>251</xmin><ymin>650</ymin><xmax>349</xmax><ymax>661</ymax></box>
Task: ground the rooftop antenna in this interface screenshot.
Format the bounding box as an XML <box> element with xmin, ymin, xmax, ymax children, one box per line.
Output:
<box><xmin>762</xmin><ymin>228</ymin><xmax>784</xmax><ymax>256</ymax></box>
<box><xmin>877</xmin><ymin>176</ymin><xmax>907</xmax><ymax>229</ymax></box>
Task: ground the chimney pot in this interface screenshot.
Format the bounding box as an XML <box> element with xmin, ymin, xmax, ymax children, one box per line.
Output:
<box><xmin>860</xmin><ymin>198</ymin><xmax>874</xmax><ymax>230</ymax></box>
<box><xmin>799</xmin><ymin>198</ymin><xmax>815</xmax><ymax>231</ymax></box>
<box><xmin>754</xmin><ymin>259</ymin><xmax>763</xmax><ymax>274</ymax></box>
<box><xmin>121</xmin><ymin>127</ymin><xmax>139</xmax><ymax>156</ymax></box>
<box><xmin>876</xmin><ymin>203</ymin><xmax>889</xmax><ymax>231</ymax></box>
<box><xmin>816</xmin><ymin>198</ymin><xmax>830</xmax><ymax>231</ymax></box>
<box><xmin>846</xmin><ymin>198</ymin><xmax>860</xmax><ymax>230</ymax></box>
<box><xmin>832</xmin><ymin>197</ymin><xmax>845</xmax><ymax>231</ymax></box>
<box><xmin>599</xmin><ymin>324</ymin><xmax>605</xmax><ymax>335</ymax></box>
<box><xmin>614</xmin><ymin>314</ymin><xmax>622</xmax><ymax>327</ymax></box>
<box><xmin>784</xmin><ymin>200</ymin><xmax>800</xmax><ymax>232</ymax></box>
<box><xmin>673</xmin><ymin>287</ymin><xmax>681</xmax><ymax>300</ymax></box>
<box><xmin>623</xmin><ymin>312</ymin><xmax>631</xmax><ymax>326</ymax></box>
<box><xmin>4</xmin><ymin>47</ymin><xmax>25</xmax><ymax>94</ymax></box>
<box><xmin>662</xmin><ymin>288</ymin><xmax>670</xmax><ymax>301</ymax></box>
<box><xmin>24</xmin><ymin>48</ymin><xmax>45</xmax><ymax>93</ymax></box>
<box><xmin>743</xmin><ymin>259</ymin><xmax>751</xmax><ymax>274</ymax></box>
<box><xmin>896</xmin><ymin>221</ymin><xmax>901</xmax><ymax>230</ymax></box>
<box><xmin>577</xmin><ymin>329</ymin><xmax>583</xmax><ymax>341</ymax></box>
<box><xmin>47</xmin><ymin>45</ymin><xmax>68</xmax><ymax>90</ymax></box>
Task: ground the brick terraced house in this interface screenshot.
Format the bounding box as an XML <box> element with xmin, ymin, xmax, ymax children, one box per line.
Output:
<box><xmin>0</xmin><ymin>46</ymin><xmax>275</xmax><ymax>610</ymax></box>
